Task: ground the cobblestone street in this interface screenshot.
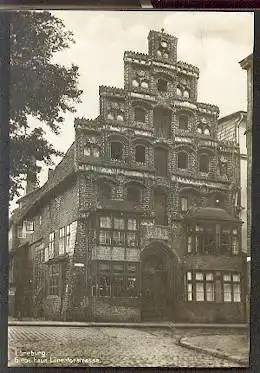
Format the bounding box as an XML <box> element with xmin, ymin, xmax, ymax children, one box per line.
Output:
<box><xmin>8</xmin><ymin>326</ymin><xmax>243</xmax><ymax>367</ymax></box>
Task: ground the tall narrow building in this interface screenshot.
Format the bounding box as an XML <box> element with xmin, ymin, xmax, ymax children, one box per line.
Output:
<box><xmin>9</xmin><ymin>30</ymin><xmax>247</xmax><ymax>323</ymax></box>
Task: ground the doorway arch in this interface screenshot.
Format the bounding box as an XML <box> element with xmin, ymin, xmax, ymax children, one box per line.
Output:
<box><xmin>141</xmin><ymin>242</ymin><xmax>180</xmax><ymax>321</ymax></box>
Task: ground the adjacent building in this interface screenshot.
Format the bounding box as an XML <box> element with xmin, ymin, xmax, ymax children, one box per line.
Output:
<box><xmin>9</xmin><ymin>29</ymin><xmax>247</xmax><ymax>323</ymax></box>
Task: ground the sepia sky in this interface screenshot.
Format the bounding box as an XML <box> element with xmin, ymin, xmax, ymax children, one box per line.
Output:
<box><xmin>13</xmin><ymin>10</ymin><xmax>254</xmax><ymax>209</ymax></box>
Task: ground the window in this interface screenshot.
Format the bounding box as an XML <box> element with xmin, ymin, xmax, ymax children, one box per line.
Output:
<box><xmin>100</xmin><ymin>216</ymin><xmax>112</xmax><ymax>229</ymax></box>
<box><xmin>179</xmin><ymin>115</ymin><xmax>189</xmax><ymax>130</ymax></box>
<box><xmin>128</xmin><ymin>218</ymin><xmax>137</xmax><ymax>231</ymax></box>
<box><xmin>111</xmin><ymin>142</ymin><xmax>123</xmax><ymax>161</ymax></box>
<box><xmin>116</xmin><ymin>112</ymin><xmax>124</xmax><ymax>121</ymax></box>
<box><xmin>157</xmin><ymin>79</ymin><xmax>168</xmax><ymax>92</ymax></box>
<box><xmin>204</xmin><ymin>127</ymin><xmax>210</xmax><ymax>136</ymax></box>
<box><xmin>176</xmin><ymin>87</ymin><xmax>182</xmax><ymax>97</ymax></box>
<box><xmin>181</xmin><ymin>196</ymin><xmax>188</xmax><ymax>212</ymax></box>
<box><xmin>84</xmin><ymin>145</ymin><xmax>100</xmax><ymax>158</ymax></box>
<box><xmin>66</xmin><ymin>223</ymin><xmax>72</xmax><ymax>250</ymax></box>
<box><xmin>183</xmin><ymin>90</ymin><xmax>190</xmax><ymax>99</ymax></box>
<box><xmin>114</xmin><ymin>217</ymin><xmax>124</xmax><ymax>230</ymax></box>
<box><xmin>48</xmin><ymin>263</ymin><xmax>61</xmax><ymax>296</ymax></box>
<box><xmin>195</xmin><ymin>225</ymin><xmax>216</xmax><ymax>255</ymax></box>
<box><xmin>223</xmin><ymin>273</ymin><xmax>241</xmax><ymax>302</ymax></box>
<box><xmin>220</xmin><ymin>228</ymin><xmax>231</xmax><ymax>254</ymax></box>
<box><xmin>153</xmin><ymin>107</ymin><xmax>171</xmax><ymax>138</ymax></box>
<box><xmin>156</xmin><ymin>50</ymin><xmax>162</xmax><ymax>57</ymax></box>
<box><xmin>99</xmin><ymin>231</ymin><xmax>112</xmax><ymax>245</ymax></box>
<box><xmin>127</xmin><ymin>232</ymin><xmax>136</xmax><ymax>247</ymax></box>
<box><xmin>98</xmin><ymin>182</ymin><xmax>112</xmax><ymax>201</ymax></box>
<box><xmin>132</xmin><ymin>79</ymin><xmax>139</xmax><ymax>88</ymax></box>
<box><xmin>178</xmin><ymin>151</ymin><xmax>188</xmax><ymax>169</ymax></box>
<box><xmin>48</xmin><ymin>232</ymin><xmax>55</xmax><ymax>259</ymax></box>
<box><xmin>186</xmin><ymin>271</ymin><xmax>215</xmax><ymax>302</ymax></box>
<box><xmin>127</xmin><ymin>186</ymin><xmax>141</xmax><ymax>205</ymax></box>
<box><xmin>197</xmin><ymin>126</ymin><xmax>203</xmax><ymax>134</ymax></box>
<box><xmin>92</xmin><ymin>262</ymin><xmax>138</xmax><ymax>298</ymax></box>
<box><xmin>154</xmin><ymin>189</ymin><xmax>168</xmax><ymax>226</ymax></box>
<box><xmin>199</xmin><ymin>154</ymin><xmax>209</xmax><ymax>173</ymax></box>
<box><xmin>113</xmin><ymin>231</ymin><xmax>125</xmax><ymax>246</ymax></box>
<box><xmin>135</xmin><ymin>145</ymin><xmax>146</xmax><ymax>164</ymax></box>
<box><xmin>155</xmin><ymin>147</ymin><xmax>168</xmax><ymax>176</ymax></box>
<box><xmin>59</xmin><ymin>227</ymin><xmax>65</xmax><ymax>255</ymax></box>
<box><xmin>141</xmin><ymin>81</ymin><xmax>149</xmax><ymax>89</ymax></box>
<box><xmin>107</xmin><ymin>113</ymin><xmax>114</xmax><ymax>120</ymax></box>
<box><xmin>134</xmin><ymin>108</ymin><xmax>146</xmax><ymax>123</ymax></box>
<box><xmin>232</xmin><ymin>229</ymin><xmax>239</xmax><ymax>255</ymax></box>
<box><xmin>24</xmin><ymin>220</ymin><xmax>34</xmax><ymax>232</ymax></box>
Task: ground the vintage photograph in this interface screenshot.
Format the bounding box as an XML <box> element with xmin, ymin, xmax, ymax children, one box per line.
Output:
<box><xmin>8</xmin><ymin>10</ymin><xmax>253</xmax><ymax>367</ymax></box>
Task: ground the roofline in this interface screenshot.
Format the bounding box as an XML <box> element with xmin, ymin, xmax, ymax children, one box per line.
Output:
<box><xmin>239</xmin><ymin>53</ymin><xmax>253</xmax><ymax>70</ymax></box>
<box><xmin>218</xmin><ymin>110</ymin><xmax>247</xmax><ymax>124</ymax></box>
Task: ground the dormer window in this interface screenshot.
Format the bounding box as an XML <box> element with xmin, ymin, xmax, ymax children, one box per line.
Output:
<box><xmin>134</xmin><ymin>107</ymin><xmax>146</xmax><ymax>123</ymax></box>
<box><xmin>111</xmin><ymin>141</ymin><xmax>123</xmax><ymax>160</ymax></box>
<box><xmin>157</xmin><ymin>79</ymin><xmax>168</xmax><ymax>92</ymax></box>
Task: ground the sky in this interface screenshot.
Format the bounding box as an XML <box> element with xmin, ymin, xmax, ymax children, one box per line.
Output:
<box><xmin>12</xmin><ymin>10</ymin><xmax>254</xmax><ymax>209</ymax></box>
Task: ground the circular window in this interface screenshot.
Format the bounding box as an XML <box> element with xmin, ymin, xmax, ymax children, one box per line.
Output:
<box><xmin>141</xmin><ymin>80</ymin><xmax>149</xmax><ymax>89</ymax></box>
<box><xmin>132</xmin><ymin>79</ymin><xmax>139</xmax><ymax>87</ymax></box>
<box><xmin>176</xmin><ymin>87</ymin><xmax>182</xmax><ymax>97</ymax></box>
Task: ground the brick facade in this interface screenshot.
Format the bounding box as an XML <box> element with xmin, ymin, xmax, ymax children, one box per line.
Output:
<box><xmin>9</xmin><ymin>30</ymin><xmax>247</xmax><ymax>323</ymax></box>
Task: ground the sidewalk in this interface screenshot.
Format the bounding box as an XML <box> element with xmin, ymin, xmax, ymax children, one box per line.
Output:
<box><xmin>178</xmin><ymin>334</ymin><xmax>249</xmax><ymax>366</ymax></box>
<box><xmin>8</xmin><ymin>318</ymin><xmax>248</xmax><ymax>329</ymax></box>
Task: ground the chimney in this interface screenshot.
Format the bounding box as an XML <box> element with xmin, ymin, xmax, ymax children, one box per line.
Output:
<box><xmin>25</xmin><ymin>156</ymin><xmax>39</xmax><ymax>195</ymax></box>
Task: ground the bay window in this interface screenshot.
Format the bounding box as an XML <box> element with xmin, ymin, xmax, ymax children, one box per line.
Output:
<box><xmin>186</xmin><ymin>271</ymin><xmax>215</xmax><ymax>302</ymax></box>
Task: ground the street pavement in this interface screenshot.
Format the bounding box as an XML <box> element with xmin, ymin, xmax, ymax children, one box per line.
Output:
<box><xmin>8</xmin><ymin>326</ymin><xmax>244</xmax><ymax>367</ymax></box>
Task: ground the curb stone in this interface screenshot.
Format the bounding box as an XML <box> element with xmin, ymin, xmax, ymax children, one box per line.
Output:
<box><xmin>178</xmin><ymin>337</ymin><xmax>249</xmax><ymax>366</ymax></box>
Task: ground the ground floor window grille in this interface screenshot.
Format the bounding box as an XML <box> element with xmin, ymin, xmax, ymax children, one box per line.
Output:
<box><xmin>92</xmin><ymin>261</ymin><xmax>139</xmax><ymax>298</ymax></box>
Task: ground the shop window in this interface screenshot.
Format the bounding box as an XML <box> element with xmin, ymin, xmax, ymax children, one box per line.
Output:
<box><xmin>155</xmin><ymin>147</ymin><xmax>168</xmax><ymax>176</ymax></box>
<box><xmin>134</xmin><ymin>108</ymin><xmax>146</xmax><ymax>123</ymax></box>
<box><xmin>178</xmin><ymin>151</ymin><xmax>188</xmax><ymax>170</ymax></box>
<box><xmin>157</xmin><ymin>79</ymin><xmax>168</xmax><ymax>92</ymax></box>
<box><xmin>111</xmin><ymin>142</ymin><xmax>123</xmax><ymax>160</ymax></box>
<box><xmin>48</xmin><ymin>263</ymin><xmax>61</xmax><ymax>296</ymax></box>
<box><xmin>199</xmin><ymin>154</ymin><xmax>209</xmax><ymax>173</ymax></box>
<box><xmin>222</xmin><ymin>273</ymin><xmax>241</xmax><ymax>302</ymax></box>
<box><xmin>179</xmin><ymin>114</ymin><xmax>189</xmax><ymax>130</ymax></box>
<box><xmin>135</xmin><ymin>145</ymin><xmax>146</xmax><ymax>164</ymax></box>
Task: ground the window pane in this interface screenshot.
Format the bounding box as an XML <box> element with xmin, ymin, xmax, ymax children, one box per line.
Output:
<box><xmin>114</xmin><ymin>218</ymin><xmax>124</xmax><ymax>230</ymax></box>
<box><xmin>127</xmin><ymin>264</ymin><xmax>137</xmax><ymax>273</ymax></box>
<box><xmin>187</xmin><ymin>283</ymin><xmax>193</xmax><ymax>301</ymax></box>
<box><xmin>224</xmin><ymin>284</ymin><xmax>232</xmax><ymax>302</ymax></box>
<box><xmin>100</xmin><ymin>216</ymin><xmax>112</xmax><ymax>228</ymax></box>
<box><xmin>127</xmin><ymin>232</ymin><xmax>136</xmax><ymax>247</ymax></box>
<box><xmin>84</xmin><ymin>147</ymin><xmax>91</xmax><ymax>156</ymax></box>
<box><xmin>181</xmin><ymin>197</ymin><xmax>188</xmax><ymax>211</ymax></box>
<box><xmin>223</xmin><ymin>274</ymin><xmax>231</xmax><ymax>282</ymax></box>
<box><xmin>113</xmin><ymin>231</ymin><xmax>125</xmax><ymax>246</ymax></box>
<box><xmin>233</xmin><ymin>284</ymin><xmax>241</xmax><ymax>302</ymax></box>
<box><xmin>187</xmin><ymin>272</ymin><xmax>192</xmax><ymax>281</ymax></box>
<box><xmin>99</xmin><ymin>263</ymin><xmax>110</xmax><ymax>272</ymax></box>
<box><xmin>232</xmin><ymin>274</ymin><xmax>240</xmax><ymax>282</ymax></box>
<box><xmin>196</xmin><ymin>283</ymin><xmax>204</xmax><ymax>301</ymax></box>
<box><xmin>99</xmin><ymin>231</ymin><xmax>111</xmax><ymax>245</ymax></box>
<box><xmin>126</xmin><ymin>276</ymin><xmax>137</xmax><ymax>297</ymax></box>
<box><xmin>128</xmin><ymin>219</ymin><xmax>137</xmax><ymax>231</ymax></box>
<box><xmin>112</xmin><ymin>263</ymin><xmax>124</xmax><ymax>273</ymax></box>
<box><xmin>206</xmin><ymin>273</ymin><xmax>213</xmax><ymax>281</ymax></box>
<box><xmin>111</xmin><ymin>142</ymin><xmax>123</xmax><ymax>160</ymax></box>
<box><xmin>99</xmin><ymin>275</ymin><xmax>111</xmax><ymax>296</ymax></box>
<box><xmin>206</xmin><ymin>283</ymin><xmax>214</xmax><ymax>301</ymax></box>
<box><xmin>196</xmin><ymin>273</ymin><xmax>204</xmax><ymax>281</ymax></box>
<box><xmin>93</xmin><ymin>148</ymin><xmax>100</xmax><ymax>158</ymax></box>
<box><xmin>135</xmin><ymin>145</ymin><xmax>146</xmax><ymax>163</ymax></box>
<box><xmin>111</xmin><ymin>275</ymin><xmax>125</xmax><ymax>297</ymax></box>
<box><xmin>187</xmin><ymin>236</ymin><xmax>192</xmax><ymax>253</ymax></box>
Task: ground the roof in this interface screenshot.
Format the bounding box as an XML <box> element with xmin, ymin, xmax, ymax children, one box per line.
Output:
<box><xmin>218</xmin><ymin>111</ymin><xmax>247</xmax><ymax>124</ymax></box>
<box><xmin>10</xmin><ymin>142</ymin><xmax>76</xmax><ymax>225</ymax></box>
<box><xmin>239</xmin><ymin>54</ymin><xmax>253</xmax><ymax>70</ymax></box>
<box><xmin>185</xmin><ymin>207</ymin><xmax>239</xmax><ymax>222</ymax></box>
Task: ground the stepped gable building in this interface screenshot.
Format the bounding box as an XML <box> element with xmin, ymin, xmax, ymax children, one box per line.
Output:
<box><xmin>9</xmin><ymin>29</ymin><xmax>247</xmax><ymax>323</ymax></box>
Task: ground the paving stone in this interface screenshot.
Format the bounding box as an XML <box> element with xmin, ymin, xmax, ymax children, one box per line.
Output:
<box><xmin>8</xmin><ymin>326</ymin><xmax>242</xmax><ymax>367</ymax></box>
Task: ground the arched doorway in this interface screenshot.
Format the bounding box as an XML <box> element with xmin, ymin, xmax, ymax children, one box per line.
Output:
<box><xmin>141</xmin><ymin>243</ymin><xmax>178</xmax><ymax>321</ymax></box>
